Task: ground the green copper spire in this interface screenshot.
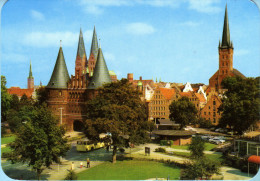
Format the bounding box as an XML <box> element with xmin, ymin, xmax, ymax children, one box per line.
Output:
<box><xmin>47</xmin><ymin>42</ymin><xmax>70</xmax><ymax>89</ymax></box>
<box><xmin>90</xmin><ymin>26</ymin><xmax>99</xmax><ymax>60</ymax></box>
<box><xmin>88</xmin><ymin>46</ymin><xmax>111</xmax><ymax>89</ymax></box>
<box><xmin>77</xmin><ymin>28</ymin><xmax>86</xmax><ymax>58</ymax></box>
<box><xmin>28</xmin><ymin>60</ymin><xmax>33</xmax><ymax>78</ymax></box>
<box><xmin>220</xmin><ymin>4</ymin><xmax>233</xmax><ymax>48</ymax></box>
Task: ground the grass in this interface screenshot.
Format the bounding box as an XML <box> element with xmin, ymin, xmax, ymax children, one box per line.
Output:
<box><xmin>1</xmin><ymin>135</ymin><xmax>16</xmax><ymax>145</ymax></box>
<box><xmin>1</xmin><ymin>146</ymin><xmax>12</xmax><ymax>154</ymax></box>
<box><xmin>170</xmin><ymin>143</ymin><xmax>217</xmax><ymax>151</ymax></box>
<box><xmin>77</xmin><ymin>160</ymin><xmax>180</xmax><ymax>180</ymax></box>
<box><xmin>171</xmin><ymin>151</ymin><xmax>223</xmax><ymax>162</ymax></box>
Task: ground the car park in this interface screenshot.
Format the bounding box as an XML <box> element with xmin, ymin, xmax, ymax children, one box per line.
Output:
<box><xmin>209</xmin><ymin>137</ymin><xmax>225</xmax><ymax>144</ymax></box>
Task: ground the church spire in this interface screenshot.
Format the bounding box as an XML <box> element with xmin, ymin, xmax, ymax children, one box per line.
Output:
<box><xmin>28</xmin><ymin>60</ymin><xmax>33</xmax><ymax>78</ymax></box>
<box><xmin>77</xmin><ymin>28</ymin><xmax>86</xmax><ymax>58</ymax></box>
<box><xmin>220</xmin><ymin>4</ymin><xmax>233</xmax><ymax>49</ymax></box>
<box><xmin>90</xmin><ymin>26</ymin><xmax>99</xmax><ymax>60</ymax></box>
<box><xmin>47</xmin><ymin>44</ymin><xmax>70</xmax><ymax>89</ymax></box>
<box><xmin>88</xmin><ymin>46</ymin><xmax>111</xmax><ymax>89</ymax></box>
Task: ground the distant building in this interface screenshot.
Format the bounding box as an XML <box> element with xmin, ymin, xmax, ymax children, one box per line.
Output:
<box><xmin>46</xmin><ymin>27</ymin><xmax>113</xmax><ymax>131</ymax></box>
<box><xmin>209</xmin><ymin>5</ymin><xmax>245</xmax><ymax>92</ymax></box>
<box><xmin>8</xmin><ymin>61</ymin><xmax>35</xmax><ymax>99</ymax></box>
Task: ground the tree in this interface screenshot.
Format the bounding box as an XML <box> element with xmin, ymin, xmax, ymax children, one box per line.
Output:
<box><xmin>218</xmin><ymin>76</ymin><xmax>260</xmax><ymax>135</ymax></box>
<box><xmin>1</xmin><ymin>75</ymin><xmax>11</xmax><ymax>122</ymax></box>
<box><xmin>84</xmin><ymin>79</ymin><xmax>149</xmax><ymax>163</ymax></box>
<box><xmin>7</xmin><ymin>104</ymin><xmax>70</xmax><ymax>180</ymax></box>
<box><xmin>64</xmin><ymin>170</ymin><xmax>77</xmax><ymax>180</ymax></box>
<box><xmin>35</xmin><ymin>87</ymin><xmax>48</xmax><ymax>106</ymax></box>
<box><xmin>188</xmin><ymin>136</ymin><xmax>205</xmax><ymax>159</ymax></box>
<box><xmin>169</xmin><ymin>97</ymin><xmax>198</xmax><ymax>129</ymax></box>
<box><xmin>181</xmin><ymin>158</ymin><xmax>220</xmax><ymax>180</ymax></box>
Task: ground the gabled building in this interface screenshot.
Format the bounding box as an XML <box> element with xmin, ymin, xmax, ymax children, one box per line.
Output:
<box><xmin>209</xmin><ymin>5</ymin><xmax>245</xmax><ymax>92</ymax></box>
<box><xmin>46</xmin><ymin>27</ymin><xmax>112</xmax><ymax>131</ymax></box>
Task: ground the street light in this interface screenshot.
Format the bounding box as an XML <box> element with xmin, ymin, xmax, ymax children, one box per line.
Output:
<box><xmin>58</xmin><ymin>107</ymin><xmax>64</xmax><ymax>125</ymax></box>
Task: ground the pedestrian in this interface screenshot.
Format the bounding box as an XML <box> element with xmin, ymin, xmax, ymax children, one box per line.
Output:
<box><xmin>80</xmin><ymin>162</ymin><xmax>83</xmax><ymax>168</ymax></box>
<box><xmin>87</xmin><ymin>158</ymin><xmax>90</xmax><ymax>168</ymax></box>
<box><xmin>71</xmin><ymin>162</ymin><xmax>74</xmax><ymax>170</ymax></box>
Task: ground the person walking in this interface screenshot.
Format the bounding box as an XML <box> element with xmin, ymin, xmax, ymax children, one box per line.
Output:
<box><xmin>87</xmin><ymin>158</ymin><xmax>90</xmax><ymax>168</ymax></box>
<box><xmin>80</xmin><ymin>162</ymin><xmax>83</xmax><ymax>168</ymax></box>
<box><xmin>71</xmin><ymin>162</ymin><xmax>74</xmax><ymax>170</ymax></box>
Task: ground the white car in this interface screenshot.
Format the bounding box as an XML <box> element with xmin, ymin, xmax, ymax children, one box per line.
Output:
<box><xmin>209</xmin><ymin>138</ymin><xmax>225</xmax><ymax>144</ymax></box>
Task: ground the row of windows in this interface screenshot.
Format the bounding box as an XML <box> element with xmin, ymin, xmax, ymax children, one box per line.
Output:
<box><xmin>151</xmin><ymin>100</ymin><xmax>167</xmax><ymax>105</ymax></box>
<box><xmin>150</xmin><ymin>106</ymin><xmax>167</xmax><ymax>111</ymax></box>
<box><xmin>222</xmin><ymin>62</ymin><xmax>229</xmax><ymax>66</ymax></box>
<box><xmin>151</xmin><ymin>112</ymin><xmax>166</xmax><ymax>116</ymax></box>
<box><xmin>204</xmin><ymin>111</ymin><xmax>220</xmax><ymax>117</ymax></box>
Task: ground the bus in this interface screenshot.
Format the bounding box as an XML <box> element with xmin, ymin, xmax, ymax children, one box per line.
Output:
<box><xmin>76</xmin><ymin>140</ymin><xmax>106</xmax><ymax>152</ymax></box>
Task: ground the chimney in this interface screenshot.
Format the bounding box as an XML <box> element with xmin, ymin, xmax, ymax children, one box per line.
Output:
<box><xmin>127</xmin><ymin>73</ymin><xmax>133</xmax><ymax>82</ymax></box>
<box><xmin>139</xmin><ymin>76</ymin><xmax>142</xmax><ymax>81</ymax></box>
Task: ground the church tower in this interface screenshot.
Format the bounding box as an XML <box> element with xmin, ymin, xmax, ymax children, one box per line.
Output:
<box><xmin>209</xmin><ymin>5</ymin><xmax>245</xmax><ymax>91</ymax></box>
<box><xmin>27</xmin><ymin>60</ymin><xmax>34</xmax><ymax>90</ymax></box>
<box><xmin>218</xmin><ymin>5</ymin><xmax>234</xmax><ymax>76</ymax></box>
<box><xmin>75</xmin><ymin>28</ymin><xmax>87</xmax><ymax>77</ymax></box>
<box><xmin>88</xmin><ymin>26</ymin><xmax>99</xmax><ymax>76</ymax></box>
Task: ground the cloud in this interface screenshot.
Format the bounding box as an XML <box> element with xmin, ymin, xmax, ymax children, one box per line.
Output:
<box><xmin>30</xmin><ymin>10</ymin><xmax>45</xmax><ymax>21</ymax></box>
<box><xmin>22</xmin><ymin>30</ymin><xmax>92</xmax><ymax>48</ymax></box>
<box><xmin>74</xmin><ymin>0</ymin><xmax>221</xmax><ymax>15</ymax></box>
<box><xmin>187</xmin><ymin>0</ymin><xmax>221</xmax><ymax>13</ymax></box>
<box><xmin>125</xmin><ymin>22</ymin><xmax>155</xmax><ymax>35</ymax></box>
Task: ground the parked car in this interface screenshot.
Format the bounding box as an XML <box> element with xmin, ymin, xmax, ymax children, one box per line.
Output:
<box><xmin>209</xmin><ymin>138</ymin><xmax>225</xmax><ymax>144</ymax></box>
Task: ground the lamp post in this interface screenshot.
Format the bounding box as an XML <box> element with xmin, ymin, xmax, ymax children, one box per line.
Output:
<box><xmin>58</xmin><ymin>107</ymin><xmax>64</xmax><ymax>125</ymax></box>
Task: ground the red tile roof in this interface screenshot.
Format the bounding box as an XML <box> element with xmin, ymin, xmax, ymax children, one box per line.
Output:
<box><xmin>179</xmin><ymin>92</ymin><xmax>192</xmax><ymax>97</ymax></box>
<box><xmin>195</xmin><ymin>93</ymin><xmax>206</xmax><ymax>103</ymax></box>
<box><xmin>160</xmin><ymin>88</ymin><xmax>175</xmax><ymax>100</ymax></box>
<box><xmin>8</xmin><ymin>87</ymin><xmax>34</xmax><ymax>98</ymax></box>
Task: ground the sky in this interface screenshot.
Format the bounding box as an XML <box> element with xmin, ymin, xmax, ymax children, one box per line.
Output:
<box><xmin>0</xmin><ymin>0</ymin><xmax>260</xmax><ymax>88</ymax></box>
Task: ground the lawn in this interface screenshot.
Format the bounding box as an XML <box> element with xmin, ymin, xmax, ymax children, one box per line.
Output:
<box><xmin>171</xmin><ymin>143</ymin><xmax>217</xmax><ymax>151</ymax></box>
<box><xmin>1</xmin><ymin>135</ymin><xmax>16</xmax><ymax>145</ymax></box>
<box><xmin>77</xmin><ymin>160</ymin><xmax>180</xmax><ymax>180</ymax></box>
<box><xmin>1</xmin><ymin>146</ymin><xmax>11</xmax><ymax>154</ymax></box>
<box><xmin>172</xmin><ymin>151</ymin><xmax>223</xmax><ymax>162</ymax></box>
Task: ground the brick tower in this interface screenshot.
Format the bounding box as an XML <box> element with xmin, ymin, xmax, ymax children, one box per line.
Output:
<box><xmin>209</xmin><ymin>5</ymin><xmax>245</xmax><ymax>91</ymax></box>
<box><xmin>27</xmin><ymin>60</ymin><xmax>34</xmax><ymax>90</ymax></box>
<box><xmin>88</xmin><ymin>26</ymin><xmax>99</xmax><ymax>76</ymax></box>
<box><xmin>46</xmin><ymin>42</ymin><xmax>70</xmax><ymax>128</ymax></box>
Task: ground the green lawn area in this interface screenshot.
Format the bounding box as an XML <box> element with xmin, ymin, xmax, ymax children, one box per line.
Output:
<box><xmin>171</xmin><ymin>143</ymin><xmax>217</xmax><ymax>151</ymax></box>
<box><xmin>77</xmin><ymin>160</ymin><xmax>180</xmax><ymax>180</ymax></box>
<box><xmin>1</xmin><ymin>135</ymin><xmax>16</xmax><ymax>145</ymax></box>
<box><xmin>1</xmin><ymin>146</ymin><xmax>11</xmax><ymax>154</ymax></box>
<box><xmin>172</xmin><ymin>151</ymin><xmax>223</xmax><ymax>162</ymax></box>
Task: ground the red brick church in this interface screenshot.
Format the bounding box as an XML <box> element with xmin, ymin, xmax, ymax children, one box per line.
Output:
<box><xmin>46</xmin><ymin>27</ymin><xmax>113</xmax><ymax>131</ymax></box>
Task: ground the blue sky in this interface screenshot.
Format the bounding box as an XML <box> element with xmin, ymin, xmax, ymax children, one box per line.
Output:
<box><xmin>1</xmin><ymin>0</ymin><xmax>260</xmax><ymax>88</ymax></box>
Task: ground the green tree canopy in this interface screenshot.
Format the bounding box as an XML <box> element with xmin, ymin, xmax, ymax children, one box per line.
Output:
<box><xmin>188</xmin><ymin>136</ymin><xmax>205</xmax><ymax>159</ymax></box>
<box><xmin>84</xmin><ymin>79</ymin><xmax>149</xmax><ymax>163</ymax></box>
<box><xmin>1</xmin><ymin>75</ymin><xmax>11</xmax><ymax>122</ymax></box>
<box><xmin>7</xmin><ymin>104</ymin><xmax>70</xmax><ymax>180</ymax></box>
<box><xmin>218</xmin><ymin>76</ymin><xmax>260</xmax><ymax>135</ymax></box>
<box><xmin>169</xmin><ymin>96</ymin><xmax>198</xmax><ymax>129</ymax></box>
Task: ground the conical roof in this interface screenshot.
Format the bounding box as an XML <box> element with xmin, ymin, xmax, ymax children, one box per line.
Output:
<box><xmin>220</xmin><ymin>5</ymin><xmax>233</xmax><ymax>48</ymax></box>
<box><xmin>90</xmin><ymin>26</ymin><xmax>99</xmax><ymax>60</ymax></box>
<box><xmin>77</xmin><ymin>28</ymin><xmax>86</xmax><ymax>58</ymax></box>
<box><xmin>88</xmin><ymin>47</ymin><xmax>111</xmax><ymax>89</ymax></box>
<box><xmin>28</xmin><ymin>60</ymin><xmax>33</xmax><ymax>78</ymax></box>
<box><xmin>47</xmin><ymin>46</ymin><xmax>70</xmax><ymax>89</ymax></box>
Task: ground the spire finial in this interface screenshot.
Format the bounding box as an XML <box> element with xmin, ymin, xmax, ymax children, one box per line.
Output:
<box><xmin>99</xmin><ymin>38</ymin><xmax>101</xmax><ymax>48</ymax></box>
<box><xmin>60</xmin><ymin>40</ymin><xmax>62</xmax><ymax>47</ymax></box>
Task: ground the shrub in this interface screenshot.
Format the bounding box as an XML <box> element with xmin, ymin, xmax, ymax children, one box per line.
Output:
<box><xmin>119</xmin><ymin>148</ymin><xmax>125</xmax><ymax>153</ymax></box>
<box><xmin>155</xmin><ymin>147</ymin><xmax>166</xmax><ymax>153</ymax></box>
<box><xmin>64</xmin><ymin>170</ymin><xmax>77</xmax><ymax>180</ymax></box>
<box><xmin>160</xmin><ymin>140</ymin><xmax>173</xmax><ymax>146</ymax></box>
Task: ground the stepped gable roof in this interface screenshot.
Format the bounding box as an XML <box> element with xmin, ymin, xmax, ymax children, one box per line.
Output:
<box><xmin>220</xmin><ymin>4</ymin><xmax>233</xmax><ymax>49</ymax></box>
<box><xmin>88</xmin><ymin>46</ymin><xmax>111</xmax><ymax>89</ymax></box>
<box><xmin>8</xmin><ymin>87</ymin><xmax>34</xmax><ymax>98</ymax></box>
<box><xmin>153</xmin><ymin>130</ymin><xmax>195</xmax><ymax>136</ymax></box>
<box><xmin>46</xmin><ymin>45</ymin><xmax>70</xmax><ymax>89</ymax></box>
<box><xmin>159</xmin><ymin>88</ymin><xmax>175</xmax><ymax>100</ymax></box>
<box><xmin>90</xmin><ymin>26</ymin><xmax>99</xmax><ymax>60</ymax></box>
<box><xmin>76</xmin><ymin>28</ymin><xmax>86</xmax><ymax>58</ymax></box>
<box><xmin>28</xmin><ymin>60</ymin><xmax>33</xmax><ymax>78</ymax></box>
<box><xmin>195</xmin><ymin>93</ymin><xmax>206</xmax><ymax>103</ymax></box>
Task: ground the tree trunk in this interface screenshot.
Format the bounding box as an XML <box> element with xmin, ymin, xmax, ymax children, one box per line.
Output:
<box><xmin>37</xmin><ymin>170</ymin><xmax>40</xmax><ymax>181</ymax></box>
<box><xmin>112</xmin><ymin>146</ymin><xmax>117</xmax><ymax>163</ymax></box>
